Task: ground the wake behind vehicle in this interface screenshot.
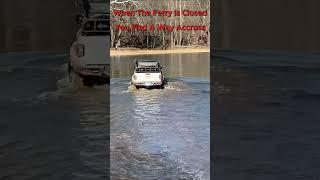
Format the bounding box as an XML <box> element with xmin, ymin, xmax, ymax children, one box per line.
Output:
<box><xmin>69</xmin><ymin>0</ymin><xmax>109</xmax><ymax>86</ymax></box>
<box><xmin>131</xmin><ymin>60</ymin><xmax>165</xmax><ymax>89</ymax></box>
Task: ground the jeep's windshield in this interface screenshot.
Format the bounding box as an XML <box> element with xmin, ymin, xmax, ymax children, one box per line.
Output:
<box><xmin>77</xmin><ymin>0</ymin><xmax>108</xmax><ymax>17</ymax></box>
<box><xmin>88</xmin><ymin>0</ymin><xmax>108</xmax><ymax>14</ymax></box>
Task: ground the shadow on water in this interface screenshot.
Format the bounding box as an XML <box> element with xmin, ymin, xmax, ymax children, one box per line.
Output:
<box><xmin>110</xmin><ymin>53</ymin><xmax>210</xmax><ymax>180</ymax></box>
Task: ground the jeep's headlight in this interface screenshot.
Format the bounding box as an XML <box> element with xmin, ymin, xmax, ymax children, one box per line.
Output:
<box><xmin>75</xmin><ymin>44</ymin><xmax>84</xmax><ymax>57</ymax></box>
<box><xmin>132</xmin><ymin>75</ymin><xmax>137</xmax><ymax>80</ymax></box>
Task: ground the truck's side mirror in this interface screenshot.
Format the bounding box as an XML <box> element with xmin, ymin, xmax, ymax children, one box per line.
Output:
<box><xmin>75</xmin><ymin>14</ymin><xmax>83</xmax><ymax>24</ymax></box>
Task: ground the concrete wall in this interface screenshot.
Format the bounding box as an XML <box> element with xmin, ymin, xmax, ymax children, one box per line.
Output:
<box><xmin>213</xmin><ymin>0</ymin><xmax>320</xmax><ymax>52</ymax></box>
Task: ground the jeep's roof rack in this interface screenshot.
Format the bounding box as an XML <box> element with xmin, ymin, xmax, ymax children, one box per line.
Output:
<box><xmin>137</xmin><ymin>59</ymin><xmax>158</xmax><ymax>62</ymax></box>
<box><xmin>135</xmin><ymin>60</ymin><xmax>161</xmax><ymax>68</ymax></box>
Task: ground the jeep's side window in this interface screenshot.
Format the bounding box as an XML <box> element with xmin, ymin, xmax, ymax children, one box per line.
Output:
<box><xmin>96</xmin><ymin>21</ymin><xmax>108</xmax><ymax>31</ymax></box>
<box><xmin>84</xmin><ymin>21</ymin><xmax>94</xmax><ymax>31</ymax></box>
<box><xmin>81</xmin><ymin>20</ymin><xmax>108</xmax><ymax>36</ymax></box>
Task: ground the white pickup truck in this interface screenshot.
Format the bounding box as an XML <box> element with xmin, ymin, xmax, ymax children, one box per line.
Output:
<box><xmin>69</xmin><ymin>14</ymin><xmax>109</xmax><ymax>86</ymax></box>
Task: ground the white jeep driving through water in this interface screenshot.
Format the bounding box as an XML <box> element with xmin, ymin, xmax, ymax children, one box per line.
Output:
<box><xmin>131</xmin><ymin>60</ymin><xmax>165</xmax><ymax>89</ymax></box>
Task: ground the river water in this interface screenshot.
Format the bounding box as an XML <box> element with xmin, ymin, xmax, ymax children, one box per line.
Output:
<box><xmin>0</xmin><ymin>51</ymin><xmax>108</xmax><ymax>179</ymax></box>
<box><xmin>213</xmin><ymin>50</ymin><xmax>320</xmax><ymax>180</ymax></box>
<box><xmin>3</xmin><ymin>49</ymin><xmax>320</xmax><ymax>179</ymax></box>
<box><xmin>110</xmin><ymin>53</ymin><xmax>210</xmax><ymax>179</ymax></box>
<box><xmin>0</xmin><ymin>51</ymin><xmax>209</xmax><ymax>179</ymax></box>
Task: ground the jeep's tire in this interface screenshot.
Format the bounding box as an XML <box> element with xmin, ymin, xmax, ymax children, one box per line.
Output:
<box><xmin>68</xmin><ymin>60</ymin><xmax>71</xmax><ymax>73</ymax></box>
<box><xmin>82</xmin><ymin>78</ymin><xmax>93</xmax><ymax>87</ymax></box>
<box><xmin>68</xmin><ymin>60</ymin><xmax>72</xmax><ymax>82</ymax></box>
